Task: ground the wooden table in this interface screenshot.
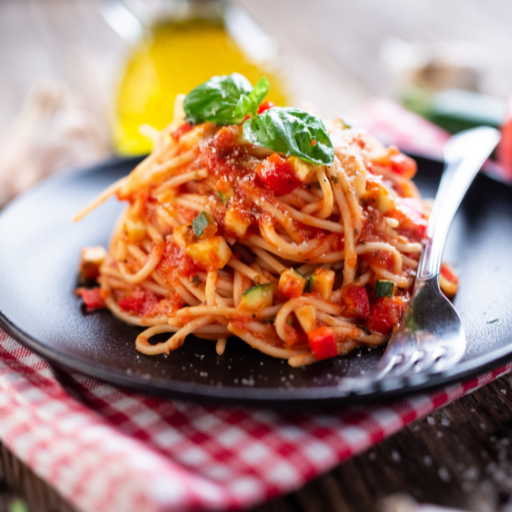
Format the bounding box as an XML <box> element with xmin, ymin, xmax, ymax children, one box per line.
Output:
<box><xmin>1</xmin><ymin>1</ymin><xmax>512</xmax><ymax>511</ymax></box>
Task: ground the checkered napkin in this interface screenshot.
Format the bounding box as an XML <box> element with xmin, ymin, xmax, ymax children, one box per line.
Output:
<box><xmin>0</xmin><ymin>100</ymin><xmax>509</xmax><ymax>512</ymax></box>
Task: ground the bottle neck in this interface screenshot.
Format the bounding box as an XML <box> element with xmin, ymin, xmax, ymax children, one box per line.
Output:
<box><xmin>123</xmin><ymin>0</ymin><xmax>227</xmax><ymax>27</ymax></box>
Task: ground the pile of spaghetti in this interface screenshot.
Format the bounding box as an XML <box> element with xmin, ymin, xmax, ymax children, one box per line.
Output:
<box><xmin>75</xmin><ymin>74</ymin><xmax>458</xmax><ymax>367</ymax></box>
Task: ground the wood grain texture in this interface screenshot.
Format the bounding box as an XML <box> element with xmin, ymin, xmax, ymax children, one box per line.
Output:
<box><xmin>1</xmin><ymin>1</ymin><xmax>512</xmax><ymax>511</ymax></box>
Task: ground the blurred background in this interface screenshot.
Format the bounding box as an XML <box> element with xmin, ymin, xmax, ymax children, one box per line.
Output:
<box><xmin>1</xmin><ymin>0</ymin><xmax>512</xmax><ymax>205</ymax></box>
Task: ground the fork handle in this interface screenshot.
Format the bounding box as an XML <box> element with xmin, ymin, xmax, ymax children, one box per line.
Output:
<box><xmin>417</xmin><ymin>127</ymin><xmax>501</xmax><ymax>281</ymax></box>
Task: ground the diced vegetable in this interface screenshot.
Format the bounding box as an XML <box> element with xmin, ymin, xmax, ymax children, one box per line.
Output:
<box><xmin>372</xmin><ymin>146</ymin><xmax>417</xmax><ymax>179</ymax></box>
<box><xmin>257</xmin><ymin>101</ymin><xmax>275</xmax><ymax>114</ymax></box>
<box><xmin>118</xmin><ymin>288</ymin><xmax>160</xmax><ymax>316</ymax></box>
<box><xmin>295</xmin><ymin>305</ymin><xmax>316</xmax><ymax>333</ymax></box>
<box><xmin>173</xmin><ymin>224</ymin><xmax>196</xmax><ymax>248</ymax></box>
<box><xmin>307</xmin><ymin>326</ymin><xmax>337</xmax><ymax>360</ymax></box>
<box><xmin>185</xmin><ymin>236</ymin><xmax>232</xmax><ymax>270</ymax></box>
<box><xmin>388</xmin><ymin>198</ymin><xmax>427</xmax><ymax>240</ymax></box>
<box><xmin>340</xmin><ymin>285</ymin><xmax>370</xmax><ymax>318</ymax></box>
<box><xmin>498</xmin><ymin>96</ymin><xmax>512</xmax><ymax>178</ymax></box>
<box><xmin>307</xmin><ymin>268</ymin><xmax>335</xmax><ymax>300</ymax></box>
<box><xmin>367</xmin><ymin>296</ymin><xmax>406</xmax><ymax>335</ymax></box>
<box><xmin>124</xmin><ymin>218</ymin><xmax>147</xmax><ymax>243</ymax></box>
<box><xmin>192</xmin><ymin>211</ymin><xmax>217</xmax><ymax>239</ymax></box>
<box><xmin>79</xmin><ymin>246</ymin><xmax>107</xmax><ymax>280</ymax></box>
<box><xmin>225</xmin><ymin>207</ymin><xmax>252</xmax><ymax>237</ymax></box>
<box><xmin>217</xmin><ymin>176</ymin><xmax>234</xmax><ymax>204</ymax></box>
<box><xmin>255</xmin><ymin>153</ymin><xmax>302</xmax><ymax>194</ymax></box>
<box><xmin>77</xmin><ymin>287</ymin><xmax>106</xmax><ymax>310</ymax></box>
<box><xmin>389</xmin><ymin>151</ymin><xmax>417</xmax><ymax>179</ymax></box>
<box><xmin>374</xmin><ymin>280</ymin><xmax>395</xmax><ymax>298</ymax></box>
<box><xmin>278</xmin><ymin>268</ymin><xmax>306</xmax><ymax>299</ymax></box>
<box><xmin>239</xmin><ymin>283</ymin><xmax>274</xmax><ymax>311</ymax></box>
<box><xmin>255</xmin><ymin>153</ymin><xmax>316</xmax><ymax>195</ymax></box>
<box><xmin>286</xmin><ymin>156</ymin><xmax>315</xmax><ymax>182</ymax></box>
<box><xmin>363</xmin><ymin>180</ymin><xmax>395</xmax><ymax>215</ymax></box>
<box><xmin>440</xmin><ymin>262</ymin><xmax>459</xmax><ymax>298</ymax></box>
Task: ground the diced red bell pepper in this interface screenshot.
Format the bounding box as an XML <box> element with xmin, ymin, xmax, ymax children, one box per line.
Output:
<box><xmin>389</xmin><ymin>152</ymin><xmax>417</xmax><ymax>179</ymax></box>
<box><xmin>367</xmin><ymin>296</ymin><xmax>406</xmax><ymax>335</ymax></box>
<box><xmin>390</xmin><ymin>198</ymin><xmax>428</xmax><ymax>241</ymax></box>
<box><xmin>308</xmin><ymin>326</ymin><xmax>337</xmax><ymax>360</ymax></box>
<box><xmin>118</xmin><ymin>289</ymin><xmax>160</xmax><ymax>316</ymax></box>
<box><xmin>440</xmin><ymin>263</ymin><xmax>459</xmax><ymax>285</ymax></box>
<box><xmin>373</xmin><ymin>146</ymin><xmax>417</xmax><ymax>179</ymax></box>
<box><xmin>257</xmin><ymin>101</ymin><xmax>275</xmax><ymax>114</ymax></box>
<box><xmin>77</xmin><ymin>288</ymin><xmax>106</xmax><ymax>310</ymax></box>
<box><xmin>256</xmin><ymin>153</ymin><xmax>302</xmax><ymax>195</ymax></box>
<box><xmin>340</xmin><ymin>285</ymin><xmax>370</xmax><ymax>318</ymax></box>
<box><xmin>498</xmin><ymin>96</ymin><xmax>512</xmax><ymax>178</ymax></box>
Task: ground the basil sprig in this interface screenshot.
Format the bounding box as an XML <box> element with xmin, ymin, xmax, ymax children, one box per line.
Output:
<box><xmin>184</xmin><ymin>73</ymin><xmax>252</xmax><ymax>125</ymax></box>
<box><xmin>243</xmin><ymin>107</ymin><xmax>334</xmax><ymax>166</ymax></box>
<box><xmin>234</xmin><ymin>77</ymin><xmax>269</xmax><ymax>119</ymax></box>
<box><xmin>183</xmin><ymin>73</ymin><xmax>334</xmax><ymax>166</ymax></box>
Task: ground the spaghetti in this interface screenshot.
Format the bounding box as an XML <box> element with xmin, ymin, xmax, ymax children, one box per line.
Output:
<box><xmin>75</xmin><ymin>83</ymin><xmax>457</xmax><ymax>367</ymax></box>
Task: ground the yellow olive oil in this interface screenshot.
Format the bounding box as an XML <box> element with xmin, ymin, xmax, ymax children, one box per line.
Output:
<box><xmin>114</xmin><ymin>18</ymin><xmax>288</xmax><ymax>155</ymax></box>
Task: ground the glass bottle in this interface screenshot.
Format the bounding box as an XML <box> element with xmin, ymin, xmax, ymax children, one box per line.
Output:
<box><xmin>109</xmin><ymin>0</ymin><xmax>289</xmax><ymax>155</ymax></box>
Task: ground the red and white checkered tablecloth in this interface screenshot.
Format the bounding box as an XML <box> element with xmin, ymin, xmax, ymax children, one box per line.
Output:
<box><xmin>0</xmin><ymin>330</ymin><xmax>510</xmax><ymax>512</ymax></box>
<box><xmin>0</xmin><ymin>100</ymin><xmax>510</xmax><ymax>512</ymax></box>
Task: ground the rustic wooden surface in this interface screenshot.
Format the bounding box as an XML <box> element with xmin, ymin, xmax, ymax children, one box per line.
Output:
<box><xmin>1</xmin><ymin>1</ymin><xmax>512</xmax><ymax>511</ymax></box>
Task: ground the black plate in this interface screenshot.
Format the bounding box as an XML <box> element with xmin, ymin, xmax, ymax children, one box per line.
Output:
<box><xmin>0</xmin><ymin>156</ymin><xmax>511</xmax><ymax>407</ymax></box>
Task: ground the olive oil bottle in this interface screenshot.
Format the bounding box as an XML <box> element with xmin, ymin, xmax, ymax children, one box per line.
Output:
<box><xmin>113</xmin><ymin>0</ymin><xmax>289</xmax><ymax>155</ymax></box>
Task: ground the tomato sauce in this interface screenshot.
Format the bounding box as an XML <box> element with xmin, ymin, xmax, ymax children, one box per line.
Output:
<box><xmin>157</xmin><ymin>240</ymin><xmax>201</xmax><ymax>286</ymax></box>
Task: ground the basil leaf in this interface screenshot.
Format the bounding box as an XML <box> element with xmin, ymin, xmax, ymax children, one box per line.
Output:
<box><xmin>184</xmin><ymin>73</ymin><xmax>252</xmax><ymax>125</ymax></box>
<box><xmin>243</xmin><ymin>107</ymin><xmax>334</xmax><ymax>165</ymax></box>
<box><xmin>234</xmin><ymin>77</ymin><xmax>270</xmax><ymax>120</ymax></box>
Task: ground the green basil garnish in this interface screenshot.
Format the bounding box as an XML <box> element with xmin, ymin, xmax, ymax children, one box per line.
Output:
<box><xmin>375</xmin><ymin>280</ymin><xmax>395</xmax><ymax>298</ymax></box>
<box><xmin>184</xmin><ymin>73</ymin><xmax>252</xmax><ymax>125</ymax></box>
<box><xmin>234</xmin><ymin>77</ymin><xmax>270</xmax><ymax>120</ymax></box>
<box><xmin>242</xmin><ymin>107</ymin><xmax>334</xmax><ymax>166</ymax></box>
<box><xmin>192</xmin><ymin>211</ymin><xmax>210</xmax><ymax>238</ymax></box>
<box><xmin>183</xmin><ymin>73</ymin><xmax>335</xmax><ymax>166</ymax></box>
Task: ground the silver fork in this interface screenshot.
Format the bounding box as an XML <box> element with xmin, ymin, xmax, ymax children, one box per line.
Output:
<box><xmin>375</xmin><ymin>126</ymin><xmax>501</xmax><ymax>382</ymax></box>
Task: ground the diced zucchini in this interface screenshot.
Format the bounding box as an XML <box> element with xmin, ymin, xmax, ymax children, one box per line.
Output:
<box><xmin>239</xmin><ymin>283</ymin><xmax>274</xmax><ymax>311</ymax></box>
<box><xmin>295</xmin><ymin>305</ymin><xmax>316</xmax><ymax>333</ymax></box>
<box><xmin>374</xmin><ymin>280</ymin><xmax>395</xmax><ymax>298</ymax></box>
<box><xmin>278</xmin><ymin>268</ymin><xmax>307</xmax><ymax>299</ymax></box>
<box><xmin>185</xmin><ymin>236</ymin><xmax>232</xmax><ymax>270</ymax></box>
<box><xmin>79</xmin><ymin>246</ymin><xmax>107</xmax><ymax>280</ymax></box>
<box><xmin>192</xmin><ymin>211</ymin><xmax>217</xmax><ymax>239</ymax></box>
<box><xmin>225</xmin><ymin>207</ymin><xmax>252</xmax><ymax>237</ymax></box>
<box><xmin>286</xmin><ymin>156</ymin><xmax>315</xmax><ymax>182</ymax></box>
<box><xmin>124</xmin><ymin>218</ymin><xmax>147</xmax><ymax>243</ymax></box>
<box><xmin>307</xmin><ymin>268</ymin><xmax>335</xmax><ymax>300</ymax></box>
